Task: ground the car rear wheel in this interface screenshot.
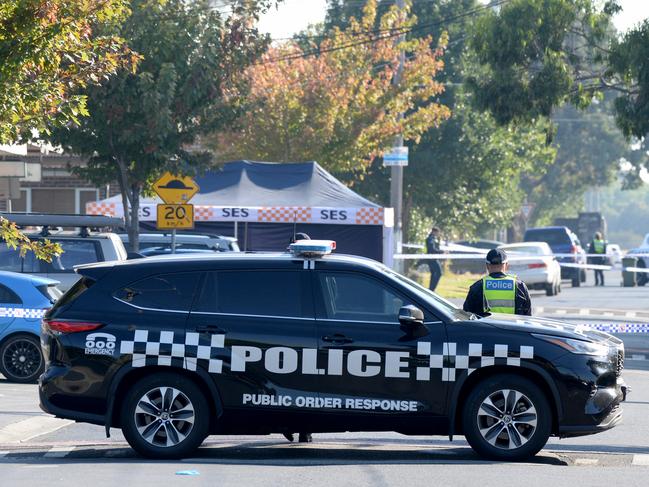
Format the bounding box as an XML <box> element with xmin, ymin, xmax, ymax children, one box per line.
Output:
<box><xmin>0</xmin><ymin>334</ymin><xmax>44</xmax><ymax>383</ymax></box>
<box><xmin>121</xmin><ymin>373</ymin><xmax>209</xmax><ymax>459</ymax></box>
<box><xmin>462</xmin><ymin>374</ymin><xmax>552</xmax><ymax>461</ymax></box>
<box><xmin>571</xmin><ymin>276</ymin><xmax>580</xmax><ymax>287</ymax></box>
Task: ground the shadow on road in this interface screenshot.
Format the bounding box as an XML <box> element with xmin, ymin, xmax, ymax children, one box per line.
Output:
<box><xmin>0</xmin><ymin>441</ymin><xmax>567</xmax><ymax>467</ymax></box>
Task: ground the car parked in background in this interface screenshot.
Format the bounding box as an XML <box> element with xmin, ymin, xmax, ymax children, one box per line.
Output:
<box><xmin>0</xmin><ymin>271</ymin><xmax>60</xmax><ymax>383</ymax></box>
<box><xmin>119</xmin><ymin>233</ymin><xmax>240</xmax><ymax>253</ymax></box>
<box><xmin>523</xmin><ymin>226</ymin><xmax>586</xmax><ymax>287</ymax></box>
<box><xmin>0</xmin><ymin>214</ymin><xmax>127</xmax><ymax>293</ymax></box>
<box><xmin>498</xmin><ymin>242</ymin><xmax>562</xmax><ymax>296</ymax></box>
<box><xmin>628</xmin><ymin>233</ymin><xmax>649</xmax><ymax>286</ymax></box>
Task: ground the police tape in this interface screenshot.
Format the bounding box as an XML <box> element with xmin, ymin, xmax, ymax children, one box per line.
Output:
<box><xmin>583</xmin><ymin>323</ymin><xmax>649</xmax><ymax>334</ymax></box>
<box><xmin>394</xmin><ymin>253</ymin><xmax>649</xmax><ymax>273</ymax></box>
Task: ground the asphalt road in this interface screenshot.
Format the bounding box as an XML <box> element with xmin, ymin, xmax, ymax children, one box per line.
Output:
<box><xmin>1</xmin><ymin>368</ymin><xmax>648</xmax><ymax>486</ymax></box>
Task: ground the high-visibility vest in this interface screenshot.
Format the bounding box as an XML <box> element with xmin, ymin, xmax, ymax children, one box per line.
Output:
<box><xmin>593</xmin><ymin>239</ymin><xmax>605</xmax><ymax>254</ymax></box>
<box><xmin>483</xmin><ymin>275</ymin><xmax>516</xmax><ymax>314</ymax></box>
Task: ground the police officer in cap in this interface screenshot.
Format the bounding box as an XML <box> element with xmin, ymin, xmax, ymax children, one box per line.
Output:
<box><xmin>463</xmin><ymin>248</ymin><xmax>532</xmax><ymax>316</ymax></box>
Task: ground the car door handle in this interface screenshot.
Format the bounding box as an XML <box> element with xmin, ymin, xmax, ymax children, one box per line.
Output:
<box><xmin>322</xmin><ymin>334</ymin><xmax>354</xmax><ymax>344</ymax></box>
<box><xmin>196</xmin><ymin>325</ymin><xmax>226</xmax><ymax>334</ymax></box>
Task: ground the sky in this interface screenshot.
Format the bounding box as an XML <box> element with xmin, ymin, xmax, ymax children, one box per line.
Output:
<box><xmin>258</xmin><ymin>0</ymin><xmax>649</xmax><ymax>39</ymax></box>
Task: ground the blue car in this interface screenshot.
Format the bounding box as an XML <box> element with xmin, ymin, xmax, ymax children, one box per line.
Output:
<box><xmin>0</xmin><ymin>271</ymin><xmax>61</xmax><ymax>383</ymax></box>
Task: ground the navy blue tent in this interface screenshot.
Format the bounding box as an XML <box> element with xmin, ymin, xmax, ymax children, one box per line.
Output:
<box><xmin>89</xmin><ymin>161</ymin><xmax>393</xmax><ymax>262</ymax></box>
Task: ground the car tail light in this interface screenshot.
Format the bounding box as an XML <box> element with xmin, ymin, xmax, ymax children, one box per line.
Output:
<box><xmin>43</xmin><ymin>319</ymin><xmax>104</xmax><ymax>334</ymax></box>
<box><xmin>571</xmin><ymin>245</ymin><xmax>578</xmax><ymax>253</ymax></box>
<box><xmin>528</xmin><ymin>262</ymin><xmax>547</xmax><ymax>269</ymax></box>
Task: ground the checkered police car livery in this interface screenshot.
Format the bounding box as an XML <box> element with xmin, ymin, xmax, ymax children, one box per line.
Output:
<box><xmin>40</xmin><ymin>242</ymin><xmax>627</xmax><ymax>460</ymax></box>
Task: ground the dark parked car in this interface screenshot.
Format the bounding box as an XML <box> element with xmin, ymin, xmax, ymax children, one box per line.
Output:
<box><xmin>40</xmin><ymin>241</ymin><xmax>626</xmax><ymax>460</ymax></box>
<box><xmin>524</xmin><ymin>226</ymin><xmax>586</xmax><ymax>287</ymax></box>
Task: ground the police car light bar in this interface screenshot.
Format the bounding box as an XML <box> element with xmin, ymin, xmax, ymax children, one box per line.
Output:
<box><xmin>289</xmin><ymin>240</ymin><xmax>336</xmax><ymax>257</ymax></box>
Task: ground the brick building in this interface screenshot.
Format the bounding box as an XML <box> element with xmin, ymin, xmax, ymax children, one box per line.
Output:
<box><xmin>1</xmin><ymin>145</ymin><xmax>118</xmax><ymax>214</ymax></box>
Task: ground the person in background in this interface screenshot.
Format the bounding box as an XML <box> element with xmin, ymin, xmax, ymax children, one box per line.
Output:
<box><xmin>463</xmin><ymin>248</ymin><xmax>532</xmax><ymax>316</ymax></box>
<box><xmin>425</xmin><ymin>226</ymin><xmax>443</xmax><ymax>292</ymax></box>
<box><xmin>587</xmin><ymin>232</ymin><xmax>607</xmax><ymax>286</ymax></box>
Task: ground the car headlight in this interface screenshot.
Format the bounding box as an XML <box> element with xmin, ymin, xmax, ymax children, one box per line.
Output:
<box><xmin>533</xmin><ymin>334</ymin><xmax>609</xmax><ymax>356</ymax></box>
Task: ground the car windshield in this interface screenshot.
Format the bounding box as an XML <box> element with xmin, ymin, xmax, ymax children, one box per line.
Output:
<box><xmin>382</xmin><ymin>266</ymin><xmax>474</xmax><ymax>321</ymax></box>
<box><xmin>525</xmin><ymin>230</ymin><xmax>568</xmax><ymax>246</ymax></box>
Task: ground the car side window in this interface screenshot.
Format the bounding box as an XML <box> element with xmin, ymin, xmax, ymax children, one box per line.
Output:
<box><xmin>44</xmin><ymin>240</ymin><xmax>101</xmax><ymax>273</ymax></box>
<box><xmin>0</xmin><ymin>284</ymin><xmax>22</xmax><ymax>305</ymax></box>
<box><xmin>114</xmin><ymin>272</ymin><xmax>200</xmax><ymax>312</ymax></box>
<box><xmin>316</xmin><ymin>272</ymin><xmax>412</xmax><ymax>324</ymax></box>
<box><xmin>193</xmin><ymin>270</ymin><xmax>308</xmax><ymax>318</ymax></box>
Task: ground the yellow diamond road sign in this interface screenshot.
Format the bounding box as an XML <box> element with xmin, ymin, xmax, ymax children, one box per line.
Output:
<box><xmin>157</xmin><ymin>204</ymin><xmax>194</xmax><ymax>230</ymax></box>
<box><xmin>153</xmin><ymin>172</ymin><xmax>200</xmax><ymax>204</ymax></box>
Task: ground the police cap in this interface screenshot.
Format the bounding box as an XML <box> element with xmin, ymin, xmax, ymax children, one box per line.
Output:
<box><xmin>486</xmin><ymin>248</ymin><xmax>508</xmax><ymax>265</ymax></box>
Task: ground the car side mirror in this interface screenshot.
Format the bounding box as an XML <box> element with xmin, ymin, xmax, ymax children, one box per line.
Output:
<box><xmin>127</xmin><ymin>251</ymin><xmax>144</xmax><ymax>260</ymax></box>
<box><xmin>399</xmin><ymin>305</ymin><xmax>424</xmax><ymax>327</ymax></box>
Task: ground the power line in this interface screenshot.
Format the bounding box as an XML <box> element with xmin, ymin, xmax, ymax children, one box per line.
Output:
<box><xmin>258</xmin><ymin>0</ymin><xmax>508</xmax><ymax>64</ymax></box>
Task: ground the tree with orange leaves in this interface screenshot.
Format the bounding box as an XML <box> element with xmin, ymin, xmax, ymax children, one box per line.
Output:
<box><xmin>215</xmin><ymin>0</ymin><xmax>450</xmax><ymax>172</ymax></box>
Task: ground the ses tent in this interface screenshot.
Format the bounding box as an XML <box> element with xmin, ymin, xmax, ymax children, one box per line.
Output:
<box><xmin>86</xmin><ymin>161</ymin><xmax>395</xmax><ymax>265</ymax></box>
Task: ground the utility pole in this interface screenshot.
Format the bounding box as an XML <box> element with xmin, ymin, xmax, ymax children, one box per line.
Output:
<box><xmin>389</xmin><ymin>0</ymin><xmax>406</xmax><ymax>272</ymax></box>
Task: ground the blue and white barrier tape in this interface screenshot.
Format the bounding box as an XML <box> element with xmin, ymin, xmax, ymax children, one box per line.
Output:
<box><xmin>0</xmin><ymin>307</ymin><xmax>47</xmax><ymax>319</ymax></box>
<box><xmin>585</xmin><ymin>323</ymin><xmax>649</xmax><ymax>334</ymax></box>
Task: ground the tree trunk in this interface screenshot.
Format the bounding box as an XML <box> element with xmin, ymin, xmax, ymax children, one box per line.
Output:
<box><xmin>114</xmin><ymin>156</ymin><xmax>139</xmax><ymax>252</ymax></box>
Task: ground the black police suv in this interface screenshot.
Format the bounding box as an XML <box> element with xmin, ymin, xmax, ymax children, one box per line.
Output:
<box><xmin>39</xmin><ymin>242</ymin><xmax>627</xmax><ymax>460</ymax></box>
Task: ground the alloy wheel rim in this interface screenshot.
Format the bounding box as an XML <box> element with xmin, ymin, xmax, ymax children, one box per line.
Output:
<box><xmin>477</xmin><ymin>389</ymin><xmax>538</xmax><ymax>450</ymax></box>
<box><xmin>134</xmin><ymin>386</ymin><xmax>195</xmax><ymax>448</ymax></box>
<box><xmin>3</xmin><ymin>339</ymin><xmax>42</xmax><ymax>380</ymax></box>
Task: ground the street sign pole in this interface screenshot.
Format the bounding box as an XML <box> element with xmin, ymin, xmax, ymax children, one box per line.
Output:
<box><xmin>391</xmin><ymin>0</ymin><xmax>406</xmax><ymax>273</ymax></box>
<box><xmin>171</xmin><ymin>229</ymin><xmax>177</xmax><ymax>254</ymax></box>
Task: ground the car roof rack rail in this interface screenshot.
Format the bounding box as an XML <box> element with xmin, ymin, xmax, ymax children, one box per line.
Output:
<box><xmin>0</xmin><ymin>213</ymin><xmax>124</xmax><ymax>237</ymax></box>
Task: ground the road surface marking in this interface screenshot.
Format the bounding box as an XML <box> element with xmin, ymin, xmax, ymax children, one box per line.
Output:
<box><xmin>574</xmin><ymin>458</ymin><xmax>598</xmax><ymax>466</ymax></box>
<box><xmin>44</xmin><ymin>446</ymin><xmax>75</xmax><ymax>458</ymax></box>
<box><xmin>555</xmin><ymin>309</ymin><xmax>567</xmax><ymax>315</ymax></box>
<box><xmin>0</xmin><ymin>417</ymin><xmax>73</xmax><ymax>443</ymax></box>
<box><xmin>626</xmin><ymin>311</ymin><xmax>637</xmax><ymax>318</ymax></box>
<box><xmin>632</xmin><ymin>455</ymin><xmax>649</xmax><ymax>466</ymax></box>
<box><xmin>630</xmin><ymin>354</ymin><xmax>647</xmax><ymax>361</ymax></box>
<box><xmin>535</xmin><ymin>307</ymin><xmax>545</xmax><ymax>314</ymax></box>
<box><xmin>578</xmin><ymin>309</ymin><xmax>589</xmax><ymax>316</ymax></box>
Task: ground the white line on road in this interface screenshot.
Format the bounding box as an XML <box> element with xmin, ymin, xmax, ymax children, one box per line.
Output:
<box><xmin>44</xmin><ymin>446</ymin><xmax>75</xmax><ymax>458</ymax></box>
<box><xmin>626</xmin><ymin>311</ymin><xmax>637</xmax><ymax>318</ymax></box>
<box><xmin>632</xmin><ymin>454</ymin><xmax>649</xmax><ymax>466</ymax></box>
<box><xmin>0</xmin><ymin>417</ymin><xmax>73</xmax><ymax>443</ymax></box>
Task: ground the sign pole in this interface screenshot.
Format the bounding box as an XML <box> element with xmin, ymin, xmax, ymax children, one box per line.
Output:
<box><xmin>171</xmin><ymin>229</ymin><xmax>177</xmax><ymax>254</ymax></box>
<box><xmin>391</xmin><ymin>0</ymin><xmax>406</xmax><ymax>273</ymax></box>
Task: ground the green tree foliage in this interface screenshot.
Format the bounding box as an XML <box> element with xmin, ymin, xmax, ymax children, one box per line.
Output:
<box><xmin>467</xmin><ymin>0</ymin><xmax>618</xmax><ymax>125</ymax></box>
<box><xmin>46</xmin><ymin>0</ymin><xmax>275</xmax><ymax>250</ymax></box>
<box><xmin>524</xmin><ymin>96</ymin><xmax>633</xmax><ymax>224</ymax></box>
<box><xmin>0</xmin><ymin>0</ymin><xmax>136</xmax><ymax>143</ymax></box>
<box><xmin>1</xmin><ymin>0</ymin><xmax>134</xmax><ymax>261</ymax></box>
<box><xmin>214</xmin><ymin>0</ymin><xmax>450</xmax><ymax>172</ymax></box>
<box><xmin>609</xmin><ymin>21</ymin><xmax>649</xmax><ymax>140</ymax></box>
<box><xmin>347</xmin><ymin>95</ymin><xmax>555</xmax><ymax>238</ymax></box>
<box><xmin>326</xmin><ymin>0</ymin><xmax>555</xmax><ymax>239</ymax></box>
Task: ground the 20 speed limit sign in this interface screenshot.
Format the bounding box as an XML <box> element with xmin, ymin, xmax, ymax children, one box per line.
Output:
<box><xmin>156</xmin><ymin>204</ymin><xmax>194</xmax><ymax>229</ymax></box>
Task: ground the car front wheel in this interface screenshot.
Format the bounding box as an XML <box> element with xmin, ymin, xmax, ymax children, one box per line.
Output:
<box><xmin>121</xmin><ymin>373</ymin><xmax>210</xmax><ymax>459</ymax></box>
<box><xmin>0</xmin><ymin>334</ymin><xmax>44</xmax><ymax>383</ymax></box>
<box><xmin>462</xmin><ymin>374</ymin><xmax>552</xmax><ymax>461</ymax></box>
